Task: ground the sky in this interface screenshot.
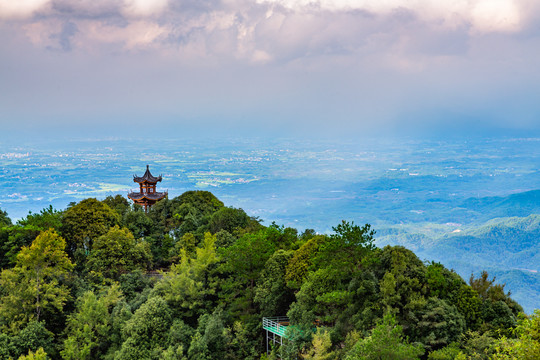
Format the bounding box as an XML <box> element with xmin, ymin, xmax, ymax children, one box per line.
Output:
<box><xmin>1</xmin><ymin>0</ymin><xmax>540</xmax><ymax>139</ymax></box>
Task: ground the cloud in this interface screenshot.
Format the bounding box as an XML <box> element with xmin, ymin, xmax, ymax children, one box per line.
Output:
<box><xmin>48</xmin><ymin>21</ymin><xmax>78</xmax><ymax>51</ymax></box>
<box><xmin>123</xmin><ymin>0</ymin><xmax>169</xmax><ymax>17</ymax></box>
<box><xmin>2</xmin><ymin>0</ymin><xmax>540</xmax><ymax>136</ymax></box>
<box><xmin>0</xmin><ymin>0</ymin><xmax>51</xmax><ymax>19</ymax></box>
<box><xmin>2</xmin><ymin>0</ymin><xmax>535</xmax><ymax>60</ymax></box>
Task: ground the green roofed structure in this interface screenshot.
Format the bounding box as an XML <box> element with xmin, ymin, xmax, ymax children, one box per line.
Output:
<box><xmin>263</xmin><ymin>317</ymin><xmax>290</xmax><ymax>357</ymax></box>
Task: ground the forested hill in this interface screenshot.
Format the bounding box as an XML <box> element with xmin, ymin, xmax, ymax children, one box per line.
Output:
<box><xmin>0</xmin><ymin>192</ymin><xmax>538</xmax><ymax>360</ymax></box>
<box><xmin>376</xmin><ymin>214</ymin><xmax>540</xmax><ymax>313</ymax></box>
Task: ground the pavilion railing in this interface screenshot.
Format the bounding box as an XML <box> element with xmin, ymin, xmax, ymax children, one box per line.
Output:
<box><xmin>263</xmin><ymin>317</ymin><xmax>290</xmax><ymax>335</ymax></box>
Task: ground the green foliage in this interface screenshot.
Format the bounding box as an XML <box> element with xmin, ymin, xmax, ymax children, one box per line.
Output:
<box><xmin>378</xmin><ymin>246</ymin><xmax>427</xmax><ymax>321</ymax></box>
<box><xmin>61</xmin><ymin>198</ymin><xmax>121</xmax><ymax>260</ymax></box>
<box><xmin>0</xmin><ymin>229</ymin><xmax>73</xmax><ymax>332</ymax></box>
<box><xmin>470</xmin><ymin>271</ymin><xmax>508</xmax><ymax>303</ymax></box>
<box><xmin>61</xmin><ymin>285</ymin><xmax>123</xmax><ymax>360</ymax></box>
<box><xmin>87</xmin><ymin>226</ymin><xmax>151</xmax><ymax>279</ymax></box>
<box><xmin>170</xmin><ymin>233</ymin><xmax>197</xmax><ymax>261</ymax></box>
<box><xmin>115</xmin><ymin>297</ymin><xmax>173</xmax><ymax>360</ymax></box>
<box><xmin>187</xmin><ymin>310</ymin><xmax>229</xmax><ymax>360</ymax></box>
<box><xmin>0</xmin><ymin>208</ymin><xmax>11</xmax><ymax>227</ymax></box>
<box><xmin>0</xmin><ymin>226</ymin><xmax>42</xmax><ymax>269</ymax></box>
<box><xmin>0</xmin><ymin>192</ymin><xmax>532</xmax><ymax>360</ymax></box>
<box><xmin>285</xmin><ymin>235</ymin><xmax>324</xmax><ymax>289</ymax></box>
<box><xmin>481</xmin><ymin>300</ymin><xmax>517</xmax><ymax>333</ymax></box>
<box><xmin>415</xmin><ymin>297</ymin><xmax>466</xmax><ymax>352</ymax></box>
<box><xmin>102</xmin><ymin>195</ymin><xmax>131</xmax><ymax>218</ymax></box>
<box><xmin>0</xmin><ymin>206</ymin><xmax>63</xmax><ymax>269</ymax></box>
<box><xmin>455</xmin><ymin>285</ymin><xmax>482</xmax><ymax>330</ymax></box>
<box><xmin>118</xmin><ymin>270</ymin><xmax>155</xmax><ymax>307</ymax></box>
<box><xmin>208</xmin><ymin>207</ymin><xmax>250</xmax><ymax>234</ymax></box>
<box><xmin>315</xmin><ymin>221</ymin><xmax>375</xmax><ymax>273</ymax></box>
<box><xmin>263</xmin><ymin>224</ymin><xmax>298</xmax><ymax>250</ymax></box>
<box><xmin>17</xmin><ymin>347</ymin><xmax>48</xmax><ymax>360</ymax></box>
<box><xmin>176</xmin><ymin>191</ymin><xmax>224</xmax><ymax>216</ymax></box>
<box><xmin>220</xmin><ymin>231</ymin><xmax>276</xmax><ymax>298</ymax></box>
<box><xmin>459</xmin><ymin>330</ymin><xmax>496</xmax><ymax>359</ymax></box>
<box><xmin>227</xmin><ymin>321</ymin><xmax>259</xmax><ymax>360</ymax></box>
<box><xmin>255</xmin><ymin>250</ymin><xmax>295</xmax><ymax>317</ymax></box>
<box><xmin>426</xmin><ymin>262</ymin><xmax>464</xmax><ymax>299</ymax></box>
<box><xmin>491</xmin><ymin>310</ymin><xmax>540</xmax><ymax>359</ymax></box>
<box><xmin>0</xmin><ymin>332</ymin><xmax>16</xmax><ymax>360</ymax></box>
<box><xmin>301</xmin><ymin>328</ymin><xmax>336</xmax><ymax>360</ymax></box>
<box><xmin>17</xmin><ymin>206</ymin><xmax>62</xmax><ymax>231</ymax></box>
<box><xmin>345</xmin><ymin>313</ymin><xmax>424</xmax><ymax>360</ymax></box>
<box><xmin>427</xmin><ymin>343</ymin><xmax>464</xmax><ymax>360</ymax></box>
<box><xmin>122</xmin><ymin>208</ymin><xmax>153</xmax><ymax>239</ymax></box>
<box><xmin>153</xmin><ymin>233</ymin><xmax>219</xmax><ymax>321</ymax></box>
<box><xmin>14</xmin><ymin>322</ymin><xmax>55</xmax><ymax>360</ymax></box>
<box><xmin>288</xmin><ymin>265</ymin><xmax>363</xmax><ymax>331</ymax></box>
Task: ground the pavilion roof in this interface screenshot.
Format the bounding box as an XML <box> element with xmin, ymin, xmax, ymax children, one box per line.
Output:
<box><xmin>133</xmin><ymin>165</ymin><xmax>162</xmax><ymax>183</ymax></box>
<box><xmin>127</xmin><ymin>191</ymin><xmax>167</xmax><ymax>201</ymax></box>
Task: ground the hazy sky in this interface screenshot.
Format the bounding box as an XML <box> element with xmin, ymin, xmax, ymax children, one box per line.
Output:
<box><xmin>1</xmin><ymin>0</ymin><xmax>540</xmax><ymax>138</ymax></box>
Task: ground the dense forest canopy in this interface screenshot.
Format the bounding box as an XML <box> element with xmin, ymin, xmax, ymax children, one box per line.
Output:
<box><xmin>0</xmin><ymin>192</ymin><xmax>538</xmax><ymax>360</ymax></box>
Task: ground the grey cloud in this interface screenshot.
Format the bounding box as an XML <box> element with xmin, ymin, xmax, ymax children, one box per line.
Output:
<box><xmin>2</xmin><ymin>0</ymin><xmax>540</xmax><ymax>137</ymax></box>
<box><xmin>46</xmin><ymin>20</ymin><xmax>78</xmax><ymax>51</ymax></box>
<box><xmin>50</xmin><ymin>0</ymin><xmax>123</xmax><ymax>19</ymax></box>
<box><xmin>59</xmin><ymin>21</ymin><xmax>78</xmax><ymax>51</ymax></box>
<box><xmin>11</xmin><ymin>0</ymin><xmax>477</xmax><ymax>63</ymax></box>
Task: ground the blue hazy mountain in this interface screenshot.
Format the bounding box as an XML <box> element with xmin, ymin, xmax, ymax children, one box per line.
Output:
<box><xmin>0</xmin><ymin>135</ymin><xmax>539</xmax><ymax>311</ymax></box>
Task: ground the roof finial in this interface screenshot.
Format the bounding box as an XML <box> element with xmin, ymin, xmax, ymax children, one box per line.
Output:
<box><xmin>146</xmin><ymin>164</ymin><xmax>150</xmax><ymax>170</ymax></box>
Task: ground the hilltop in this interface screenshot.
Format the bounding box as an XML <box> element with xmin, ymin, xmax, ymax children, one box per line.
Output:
<box><xmin>377</xmin><ymin>211</ymin><xmax>540</xmax><ymax>313</ymax></box>
<box><xmin>0</xmin><ymin>191</ymin><xmax>538</xmax><ymax>359</ymax></box>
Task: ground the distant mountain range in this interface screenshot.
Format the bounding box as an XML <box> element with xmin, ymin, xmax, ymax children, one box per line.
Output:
<box><xmin>376</xmin><ymin>190</ymin><xmax>540</xmax><ymax>313</ymax></box>
<box><xmin>461</xmin><ymin>189</ymin><xmax>540</xmax><ymax>221</ymax></box>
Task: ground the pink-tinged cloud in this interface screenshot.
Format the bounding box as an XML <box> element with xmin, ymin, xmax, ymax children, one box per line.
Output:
<box><xmin>1</xmin><ymin>0</ymin><xmax>540</xmax><ymax>136</ymax></box>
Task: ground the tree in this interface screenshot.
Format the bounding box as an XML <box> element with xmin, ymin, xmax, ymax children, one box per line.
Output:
<box><xmin>0</xmin><ymin>206</ymin><xmax>63</xmax><ymax>270</ymax></box>
<box><xmin>345</xmin><ymin>313</ymin><xmax>424</xmax><ymax>360</ymax></box>
<box><xmin>176</xmin><ymin>191</ymin><xmax>224</xmax><ymax>216</ymax></box>
<box><xmin>187</xmin><ymin>310</ymin><xmax>230</xmax><ymax>360</ymax></box>
<box><xmin>17</xmin><ymin>206</ymin><xmax>62</xmax><ymax>232</ymax></box>
<box><xmin>61</xmin><ymin>285</ymin><xmax>123</xmax><ymax>360</ymax></box>
<box><xmin>255</xmin><ymin>250</ymin><xmax>295</xmax><ymax>317</ymax></box>
<box><xmin>0</xmin><ymin>229</ymin><xmax>73</xmax><ymax>332</ymax></box>
<box><xmin>0</xmin><ymin>332</ymin><xmax>16</xmax><ymax>359</ymax></box>
<box><xmin>87</xmin><ymin>226</ymin><xmax>151</xmax><ymax>279</ymax></box>
<box><xmin>208</xmin><ymin>207</ymin><xmax>250</xmax><ymax>234</ymax></box>
<box><xmin>315</xmin><ymin>221</ymin><xmax>375</xmax><ymax>273</ymax></box>
<box><xmin>285</xmin><ymin>235</ymin><xmax>324</xmax><ymax>289</ymax></box>
<box><xmin>102</xmin><ymin>195</ymin><xmax>131</xmax><ymax>218</ymax></box>
<box><xmin>469</xmin><ymin>271</ymin><xmax>508</xmax><ymax>302</ymax></box>
<box><xmin>415</xmin><ymin>297</ymin><xmax>466</xmax><ymax>352</ymax></box>
<box><xmin>0</xmin><ymin>226</ymin><xmax>42</xmax><ymax>269</ymax></box>
<box><xmin>13</xmin><ymin>321</ymin><xmax>55</xmax><ymax>359</ymax></box>
<box><xmin>60</xmin><ymin>198</ymin><xmax>120</xmax><ymax>259</ymax></box>
<box><xmin>455</xmin><ymin>285</ymin><xmax>482</xmax><ymax>330</ymax></box>
<box><xmin>301</xmin><ymin>328</ymin><xmax>336</xmax><ymax>360</ymax></box>
<box><xmin>220</xmin><ymin>231</ymin><xmax>275</xmax><ymax>306</ymax></box>
<box><xmin>115</xmin><ymin>297</ymin><xmax>173</xmax><ymax>360</ymax></box>
<box><xmin>492</xmin><ymin>310</ymin><xmax>540</xmax><ymax>360</ymax></box>
<box><xmin>122</xmin><ymin>208</ymin><xmax>153</xmax><ymax>239</ymax></box>
<box><xmin>17</xmin><ymin>347</ymin><xmax>48</xmax><ymax>360</ymax></box>
<box><xmin>288</xmin><ymin>266</ymin><xmax>352</xmax><ymax>327</ymax></box>
<box><xmin>169</xmin><ymin>232</ymin><xmax>197</xmax><ymax>261</ymax></box>
<box><xmin>152</xmin><ymin>233</ymin><xmax>219</xmax><ymax>322</ymax></box>
<box><xmin>0</xmin><ymin>208</ymin><xmax>11</xmax><ymax>227</ymax></box>
<box><xmin>425</xmin><ymin>262</ymin><xmax>463</xmax><ymax>299</ymax></box>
